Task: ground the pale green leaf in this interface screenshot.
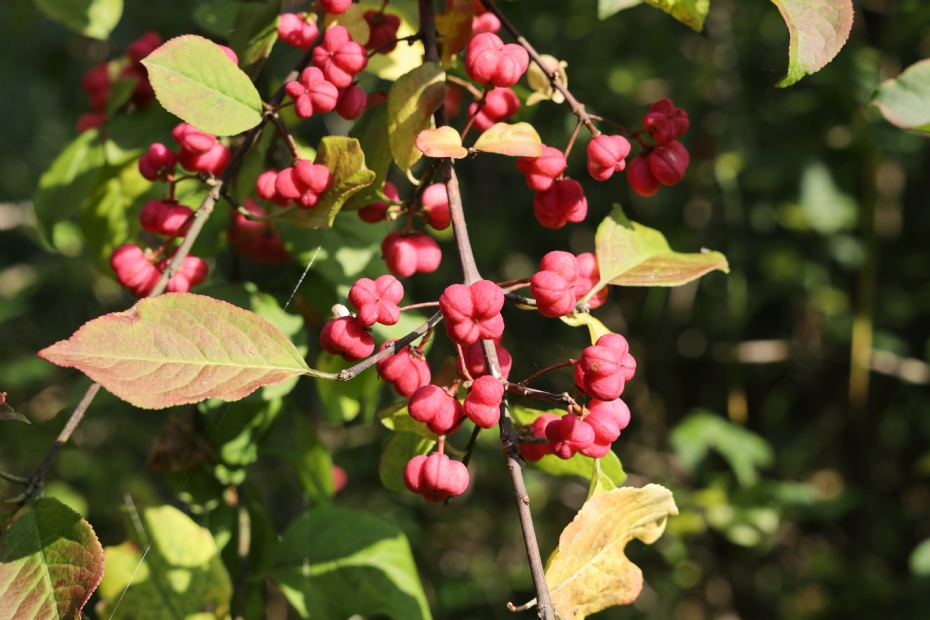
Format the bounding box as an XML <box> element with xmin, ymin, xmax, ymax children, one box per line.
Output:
<box><xmin>472</xmin><ymin>122</ymin><xmax>543</xmax><ymax>157</ymax></box>
<box><xmin>560</xmin><ymin>313</ymin><xmax>612</xmax><ymax>345</ymax></box>
<box><xmin>33</xmin><ymin>0</ymin><xmax>122</xmax><ymax>40</ymax></box>
<box><xmin>380</xmin><ymin>431</ymin><xmax>435</xmax><ymax>492</ymax></box>
<box><xmin>230</xmin><ymin>0</ymin><xmax>282</xmax><ymax>78</ymax></box>
<box><xmin>598</xmin><ymin>0</ymin><xmax>643</xmax><ymax>20</ymax></box>
<box><xmin>771</xmin><ymin>0</ymin><xmax>854</xmax><ymax>87</ymax></box>
<box><xmin>642</xmin><ymin>0</ymin><xmax>708</xmax><ymax>31</ymax></box>
<box><xmin>670</xmin><ymin>410</ymin><xmax>773</xmax><ymax>486</ymax></box>
<box><xmin>871</xmin><ymin>59</ymin><xmax>930</xmax><ymax>133</ymax></box>
<box><xmin>142</xmin><ymin>35</ymin><xmax>263</xmax><ymax>136</ymax></box>
<box><xmin>909</xmin><ymin>538</ymin><xmax>930</xmax><ymax>576</ymax></box>
<box><xmin>387</xmin><ymin>62</ymin><xmax>446</xmax><ymax>172</ymax></box>
<box><xmin>378</xmin><ymin>401</ymin><xmax>439</xmax><ymax>441</ymax></box>
<box><xmin>0</xmin><ymin>497</ymin><xmax>104</xmax><ymax>619</ymax></box>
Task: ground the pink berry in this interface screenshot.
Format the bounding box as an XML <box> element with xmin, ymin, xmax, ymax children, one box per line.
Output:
<box><xmin>439</xmin><ymin>280</ymin><xmax>505</xmax><ymax>346</ymax></box>
<box><xmin>278</xmin><ymin>13</ymin><xmax>320</xmax><ymax>50</ymax></box>
<box><xmin>381</xmin><ymin>231</ymin><xmax>441</xmax><ymax>278</ymax></box>
<box><xmin>577</xmin><ymin>336</ymin><xmax>635</xmax><ymax>401</ymax></box>
<box><xmin>545</xmin><ymin>414</ymin><xmax>595</xmax><ymax>459</ymax></box>
<box><xmin>320</xmin><ymin>316</ymin><xmax>375</xmax><ymax>361</ymax></box>
<box><xmin>539</xmin><ymin>251</ymin><xmax>580</xmax><ymax>283</ymax></box>
<box><xmin>464</xmin><ymin>33</ymin><xmax>529</xmax><ymax>88</ymax></box>
<box><xmin>139</xmin><ymin>200</ymin><xmax>193</xmax><ymax>237</ymax></box>
<box><xmin>110</xmin><ymin>244</ymin><xmax>160</xmax><ymax>298</ymax></box>
<box><xmin>164</xmin><ymin>256</ymin><xmax>209</xmax><ymax>293</ymax></box>
<box><xmin>376</xmin><ymin>341</ymin><xmax>431</xmax><ymax>397</ymax></box>
<box><xmin>463</xmin><ymin>375</ymin><xmax>504</xmax><ymax>428</ymax></box>
<box><xmin>472</xmin><ymin>12</ymin><xmax>501</xmax><ymax>36</ymax></box>
<box><xmin>364</xmin><ymin>11</ymin><xmax>401</xmax><ymax>53</ymax></box>
<box><xmin>312</xmin><ymin>25</ymin><xmax>368</xmax><ymax>88</ymax></box>
<box><xmin>529</xmin><ymin>270</ymin><xmax>575</xmax><ymax>318</ymax></box>
<box><xmin>285</xmin><ymin>66</ymin><xmax>339</xmax><ymax>119</ymax></box>
<box><xmin>587</xmin><ymin>135</ymin><xmax>631</xmax><ymax>182</ymax></box>
<box><xmin>348</xmin><ymin>274</ymin><xmax>404</xmax><ymax>327</ymax></box>
<box><xmin>404</xmin><ymin>452</ymin><xmax>469</xmax><ymax>502</ymax></box>
<box><xmin>643</xmin><ymin>98</ymin><xmax>689</xmax><ymax>144</ymax></box>
<box><xmin>594</xmin><ymin>333</ymin><xmax>636</xmax><ymax>381</ymax></box>
<box><xmin>218</xmin><ymin>45</ymin><xmax>238</xmax><ymax>65</ymax></box>
<box><xmin>573</xmin><ymin>252</ymin><xmax>608</xmax><ymax>310</ymax></box>
<box><xmin>408</xmin><ymin>385</ymin><xmax>465</xmax><ymax>435</ymax></box>
<box><xmin>320</xmin><ymin>0</ymin><xmax>352</xmax><ymax>14</ymax></box>
<box><xmin>256</xmin><ymin>170</ymin><xmax>291</xmax><ymax>206</ymax></box>
<box><xmin>647</xmin><ymin>140</ymin><xmax>689</xmax><ymax>186</ymax></box>
<box><xmin>358</xmin><ymin>182</ymin><xmax>399</xmax><ymax>223</ymax></box>
<box><xmin>178</xmin><ymin>143</ymin><xmax>231</xmax><ymax>176</ymax></box>
<box><xmin>172</xmin><ymin>123</ymin><xmax>216</xmax><ymax>154</ymax></box>
<box><xmin>627</xmin><ymin>155</ymin><xmax>660</xmax><ymax>196</ymax></box>
<box><xmin>228</xmin><ymin>199</ymin><xmax>289</xmax><ymax>264</ymax></box>
<box><xmin>82</xmin><ymin>63</ymin><xmax>110</xmax><ymax>112</ymax></box>
<box><xmin>457</xmin><ymin>340</ymin><xmax>512</xmax><ymax>381</ymax></box>
<box><xmin>138</xmin><ymin>143</ymin><xmax>177</xmax><ymax>181</ymax></box>
<box><xmin>519</xmin><ymin>413</ymin><xmax>560</xmax><ymax>462</ymax></box>
<box><xmin>127</xmin><ymin>32</ymin><xmax>162</xmax><ymax>64</ymax></box>
<box><xmin>336</xmin><ymin>85</ymin><xmax>367</xmax><ymax>120</ymax></box>
<box><xmin>533</xmin><ymin>179</ymin><xmax>587</xmax><ymax>229</ymax></box>
<box><xmin>421</xmin><ymin>184</ymin><xmax>451</xmax><ymax>230</ymax></box>
<box><xmin>516</xmin><ymin>146</ymin><xmax>566</xmax><ymax>192</ymax></box>
<box><xmin>468</xmin><ymin>87</ymin><xmax>519</xmax><ymax>132</ymax></box>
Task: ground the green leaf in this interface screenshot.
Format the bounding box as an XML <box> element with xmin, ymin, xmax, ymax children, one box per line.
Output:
<box><xmin>587</xmin><ymin>457</ymin><xmax>622</xmax><ymax>499</ymax></box>
<box><xmin>236</xmin><ymin>121</ymin><xmax>274</xmax><ymax>201</ymax></box>
<box><xmin>909</xmin><ymin>538</ymin><xmax>930</xmax><ymax>576</ymax></box>
<box><xmin>104</xmin><ymin>104</ymin><xmax>176</xmax><ymax>167</ymax></box>
<box><xmin>584</xmin><ymin>205</ymin><xmax>728</xmax><ymax>301</ymax></box>
<box><xmin>511</xmin><ymin>405</ymin><xmax>626</xmax><ymax>484</ymax></box>
<box><xmin>472</xmin><ymin>122</ymin><xmax>543</xmax><ymax>157</ymax></box>
<box><xmin>560</xmin><ymin>312</ymin><xmax>612</xmax><ymax>345</ymax></box>
<box><xmin>96</xmin><ymin>505</ymin><xmax>232</xmax><ymax>620</ymax></box>
<box><xmin>378</xmin><ymin>401</ymin><xmax>439</xmax><ymax>440</ymax></box>
<box><xmin>193</xmin><ymin>0</ymin><xmax>247</xmax><ymax>38</ymax></box>
<box><xmin>415</xmin><ymin>126</ymin><xmax>468</xmax><ymax>159</ymax></box>
<box><xmin>200</xmin><ymin>394</ymin><xmax>282</xmax><ymax>467</ymax></box>
<box><xmin>292</xmin><ymin>415</ymin><xmax>336</xmax><ymax>504</ymax></box>
<box><xmin>32</xmin><ymin>129</ymin><xmax>105</xmax><ymax>246</ymax></box>
<box><xmin>37</xmin><ymin>293</ymin><xmax>318</xmax><ymax>409</ymax></box>
<box><xmin>598</xmin><ymin>0</ymin><xmax>643</xmax><ymax>20</ymax></box>
<box><xmin>380</xmin><ymin>431</ymin><xmax>435</xmax><ymax>492</ymax></box>
<box><xmin>315</xmin><ymin>352</ymin><xmax>382</xmax><ymax>423</ymax></box>
<box><xmin>78</xmin><ymin>176</ymin><xmax>129</xmax><ymax>272</ymax></box>
<box><xmin>0</xmin><ymin>497</ymin><xmax>104</xmax><ymax>619</ymax></box>
<box><xmin>230</xmin><ymin>0</ymin><xmax>282</xmax><ymax>78</ymax></box>
<box><xmin>771</xmin><ymin>0</ymin><xmax>854</xmax><ymax>87</ymax></box>
<box><xmin>105</xmin><ymin>76</ymin><xmax>137</xmax><ymax>116</ymax></box>
<box><xmin>669</xmin><ymin>410</ymin><xmax>774</xmax><ymax>487</ymax></box>
<box><xmin>345</xmin><ymin>105</ymin><xmax>394</xmax><ymax>211</ymax></box>
<box><xmin>282</xmin><ymin>137</ymin><xmax>375</xmax><ymax>229</ymax></box>
<box><xmin>1</xmin><ymin>392</ymin><xmax>29</xmax><ymax>423</ymax></box>
<box><xmin>387</xmin><ymin>62</ymin><xmax>446</xmax><ymax>172</ymax></box>
<box><xmin>871</xmin><ymin>59</ymin><xmax>930</xmax><ymax>133</ymax></box>
<box><xmin>270</xmin><ymin>506</ymin><xmax>433</xmax><ymax>620</ymax></box>
<box><xmin>796</xmin><ymin>162</ymin><xmax>858</xmax><ymax>235</ymax></box>
<box><xmin>33</xmin><ymin>0</ymin><xmax>122</xmax><ymax>40</ymax></box>
<box><xmin>142</xmin><ymin>35</ymin><xmax>263</xmax><ymax>136</ymax></box>
<box><xmin>641</xmin><ymin>0</ymin><xmax>708</xmax><ymax>31</ymax></box>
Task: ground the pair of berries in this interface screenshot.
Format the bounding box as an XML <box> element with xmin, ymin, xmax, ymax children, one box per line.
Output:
<box><xmin>463</xmin><ymin>375</ymin><xmax>505</xmax><ymax>428</ymax></box>
<box><xmin>376</xmin><ymin>341</ymin><xmax>431</xmax><ymax>397</ymax></box>
<box><xmin>138</xmin><ymin>144</ymin><xmax>177</xmax><ymax>182</ymax></box>
<box><xmin>257</xmin><ymin>161</ymin><xmax>334</xmax><ymax>209</ymax></box>
<box><xmin>534</xmin><ymin>179</ymin><xmax>587</xmax><ymax>229</ymax></box>
<box><xmin>545</xmin><ymin>399</ymin><xmax>631</xmax><ymax>459</ymax></box>
<box><xmin>627</xmin><ymin>142</ymin><xmax>690</xmax><ymax>197</ymax></box>
<box><xmin>465</xmin><ymin>33</ymin><xmax>529</xmax><ymax>88</ymax></box>
<box><xmin>320</xmin><ymin>275</ymin><xmax>405</xmax><ymax>361</ymax></box>
<box><xmin>278</xmin><ymin>13</ymin><xmax>320</xmax><ymax>50</ymax></box>
<box><xmin>381</xmin><ymin>232</ymin><xmax>442</xmax><ymax>278</ymax></box>
<box><xmin>110</xmin><ymin>245</ymin><xmax>208</xmax><ymax>298</ymax></box>
<box><xmin>587</xmin><ymin>135</ymin><xmax>632</xmax><ymax>182</ymax></box>
<box><xmin>364</xmin><ymin>10</ymin><xmax>401</xmax><ymax>53</ymax></box>
<box><xmin>408</xmin><ymin>376</ymin><xmax>502</xmax><ymax>433</ymax></box>
<box><xmin>517</xmin><ymin>145</ymin><xmax>566</xmax><ymax>192</ymax></box>
<box><xmin>439</xmin><ymin>280</ymin><xmax>505</xmax><ymax>347</ymax></box>
<box><xmin>227</xmin><ymin>199</ymin><xmax>289</xmax><ymax>264</ymax></box>
<box><xmin>172</xmin><ymin>123</ymin><xmax>231</xmax><ymax>177</ymax></box>
<box><xmin>404</xmin><ymin>452</ymin><xmax>469</xmax><ymax>503</ymax></box>
<box><xmin>575</xmin><ymin>333</ymin><xmax>637</xmax><ymax>401</ymax></box>
<box><xmin>468</xmin><ymin>88</ymin><xmax>520</xmax><ymax>132</ymax></box>
<box><xmin>140</xmin><ymin>200</ymin><xmax>193</xmax><ymax>237</ymax></box>
<box><xmin>457</xmin><ymin>339</ymin><xmax>513</xmax><ymax>381</ymax></box>
<box><xmin>312</xmin><ymin>26</ymin><xmax>368</xmax><ymax>89</ymax></box>
<box><xmin>529</xmin><ymin>251</ymin><xmax>606</xmax><ymax>317</ymax></box>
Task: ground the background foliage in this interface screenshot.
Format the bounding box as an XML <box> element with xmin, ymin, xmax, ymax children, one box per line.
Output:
<box><xmin>2</xmin><ymin>0</ymin><xmax>930</xmax><ymax>618</ymax></box>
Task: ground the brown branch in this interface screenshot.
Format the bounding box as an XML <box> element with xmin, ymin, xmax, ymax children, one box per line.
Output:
<box><xmin>518</xmin><ymin>360</ymin><xmax>576</xmax><ymax>387</ymax></box>
<box><xmin>334</xmin><ymin>311</ymin><xmax>444</xmax><ymax>381</ymax></box>
<box><xmin>419</xmin><ymin>1</ymin><xmax>556</xmax><ymax>617</ymax></box>
<box><xmin>505</xmin><ymin>382</ymin><xmax>577</xmax><ymax>407</ymax></box>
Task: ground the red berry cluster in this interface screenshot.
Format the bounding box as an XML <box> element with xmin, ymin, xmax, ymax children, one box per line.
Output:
<box><xmin>404</xmin><ymin>452</ymin><xmax>469</xmax><ymax>503</ymax></box>
<box><xmin>529</xmin><ymin>250</ymin><xmax>606</xmax><ymax>317</ymax></box>
<box><xmin>259</xmin><ymin>161</ymin><xmax>333</xmax><ymax>209</ymax></box>
<box><xmin>624</xmin><ymin>99</ymin><xmax>691</xmax><ymax>196</ymax></box>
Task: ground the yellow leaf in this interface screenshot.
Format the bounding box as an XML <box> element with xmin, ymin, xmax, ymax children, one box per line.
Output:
<box><xmin>324</xmin><ymin>4</ymin><xmax>371</xmax><ymax>46</ymax></box>
<box><xmin>546</xmin><ymin>484</ymin><xmax>678</xmax><ymax>619</ymax></box>
<box><xmin>364</xmin><ymin>2</ymin><xmax>424</xmax><ymax>81</ymax></box>
<box><xmin>525</xmin><ymin>54</ymin><xmax>567</xmax><ymax>106</ymax></box>
<box><xmin>559</xmin><ymin>312</ymin><xmax>612</xmax><ymax>345</ymax></box>
<box><xmin>437</xmin><ymin>1</ymin><xmax>474</xmax><ymax>68</ymax></box>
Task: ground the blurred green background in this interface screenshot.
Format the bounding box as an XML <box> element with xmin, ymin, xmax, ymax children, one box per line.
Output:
<box><xmin>2</xmin><ymin>0</ymin><xmax>930</xmax><ymax>618</ymax></box>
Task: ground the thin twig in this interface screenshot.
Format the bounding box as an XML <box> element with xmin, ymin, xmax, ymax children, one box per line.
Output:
<box><xmin>332</xmin><ymin>311</ymin><xmax>445</xmax><ymax>381</ymax></box>
<box><xmin>460</xmin><ymin>88</ymin><xmax>489</xmax><ymax>140</ymax></box>
<box><xmin>446</xmin><ymin>74</ymin><xmax>483</xmax><ymax>99</ymax></box>
<box><xmin>505</xmin><ymin>291</ymin><xmax>536</xmax><ymax>307</ymax></box>
<box><xmin>398</xmin><ymin>301</ymin><xmax>440</xmax><ymax>312</ymax></box>
<box><xmin>0</xmin><ymin>469</ymin><xmax>28</xmax><ymax>484</ymax></box>
<box><xmin>518</xmin><ymin>360</ymin><xmax>576</xmax><ymax>387</ymax></box>
<box><xmin>266</xmin><ymin>112</ymin><xmax>301</xmax><ymax>162</ymax></box>
<box><xmin>505</xmin><ymin>382</ymin><xmax>577</xmax><ymax>407</ymax></box>
<box><xmin>368</xmin><ymin>32</ymin><xmax>423</xmax><ymax>57</ymax></box>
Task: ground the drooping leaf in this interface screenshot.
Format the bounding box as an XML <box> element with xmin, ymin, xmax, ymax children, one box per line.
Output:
<box><xmin>0</xmin><ymin>392</ymin><xmax>29</xmax><ymax>423</ymax></box>
<box><xmin>378</xmin><ymin>401</ymin><xmax>439</xmax><ymax>441</ymax></box>
<box><xmin>669</xmin><ymin>410</ymin><xmax>774</xmax><ymax>487</ymax></box>
<box><xmin>380</xmin><ymin>431</ymin><xmax>436</xmax><ymax>492</ymax></box>
<box><xmin>33</xmin><ymin>0</ymin><xmax>122</xmax><ymax>40</ymax></box>
<box><xmin>598</xmin><ymin>0</ymin><xmax>643</xmax><ymax>20</ymax></box>
<box><xmin>472</xmin><ymin>122</ymin><xmax>543</xmax><ymax>157</ymax></box>
<box><xmin>871</xmin><ymin>59</ymin><xmax>930</xmax><ymax>133</ymax></box>
<box><xmin>771</xmin><ymin>0</ymin><xmax>854</xmax><ymax>88</ymax></box>
<box><xmin>560</xmin><ymin>313</ymin><xmax>612</xmax><ymax>345</ymax></box>
<box><xmin>586</xmin><ymin>205</ymin><xmax>728</xmax><ymax>299</ymax></box>
<box><xmin>142</xmin><ymin>35</ymin><xmax>263</xmax><ymax>136</ymax></box>
<box><xmin>546</xmin><ymin>485</ymin><xmax>679</xmax><ymax>619</ymax></box>
<box><xmin>37</xmin><ymin>293</ymin><xmax>318</xmax><ymax>409</ymax></box>
<box><xmin>315</xmin><ymin>352</ymin><xmax>382</xmax><ymax>423</ymax></box>
<box><xmin>96</xmin><ymin>505</ymin><xmax>232</xmax><ymax>620</ymax></box>
<box><xmin>641</xmin><ymin>0</ymin><xmax>708</xmax><ymax>32</ymax></box>
<box><xmin>525</xmin><ymin>55</ymin><xmax>568</xmax><ymax>106</ymax></box>
<box><xmin>436</xmin><ymin>1</ymin><xmax>473</xmax><ymax>68</ymax></box>
<box><xmin>415</xmin><ymin>126</ymin><xmax>468</xmax><ymax>159</ymax></box>
<box><xmin>282</xmin><ymin>137</ymin><xmax>375</xmax><ymax>229</ymax></box>
<box><xmin>387</xmin><ymin>63</ymin><xmax>446</xmax><ymax>172</ymax></box>
<box><xmin>230</xmin><ymin>0</ymin><xmax>282</xmax><ymax>78</ymax></box>
<box><xmin>0</xmin><ymin>497</ymin><xmax>104</xmax><ymax>619</ymax></box>
<box><xmin>32</xmin><ymin>129</ymin><xmax>105</xmax><ymax>246</ymax></box>
<box><xmin>344</xmin><ymin>105</ymin><xmax>394</xmax><ymax>211</ymax></box>
<box><xmin>324</xmin><ymin>4</ymin><xmax>369</xmax><ymax>45</ymax></box>
<box><xmin>270</xmin><ymin>506</ymin><xmax>432</xmax><ymax>620</ymax></box>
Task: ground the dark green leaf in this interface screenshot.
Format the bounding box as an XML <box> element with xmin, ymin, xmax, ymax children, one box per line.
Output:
<box><xmin>230</xmin><ymin>0</ymin><xmax>282</xmax><ymax>78</ymax></box>
<box><xmin>291</xmin><ymin>416</ymin><xmax>335</xmax><ymax>504</ymax></box>
<box><xmin>344</xmin><ymin>105</ymin><xmax>393</xmax><ymax>211</ymax></box>
<box><xmin>316</xmin><ymin>352</ymin><xmax>382</xmax><ymax>423</ymax></box>
<box><xmin>192</xmin><ymin>0</ymin><xmax>247</xmax><ymax>38</ymax></box>
<box><xmin>105</xmin><ymin>76</ymin><xmax>137</xmax><ymax>116</ymax></box>
<box><xmin>380</xmin><ymin>431</ymin><xmax>435</xmax><ymax>492</ymax></box>
<box><xmin>78</xmin><ymin>176</ymin><xmax>130</xmax><ymax>272</ymax></box>
<box><xmin>33</xmin><ymin>0</ymin><xmax>122</xmax><ymax>40</ymax></box>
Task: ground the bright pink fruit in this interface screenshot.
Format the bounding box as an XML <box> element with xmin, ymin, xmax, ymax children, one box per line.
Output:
<box><xmin>404</xmin><ymin>452</ymin><xmax>469</xmax><ymax>502</ymax></box>
<box><xmin>163</xmin><ymin>256</ymin><xmax>209</xmax><ymax>293</ymax></box>
<box><xmin>376</xmin><ymin>341</ymin><xmax>431</xmax><ymax>397</ymax></box>
<box><xmin>579</xmin><ymin>345</ymin><xmax>624</xmax><ymax>401</ymax></box>
<box><xmin>336</xmin><ymin>85</ymin><xmax>367</xmax><ymax>120</ymax></box>
<box><xmin>647</xmin><ymin>140</ymin><xmax>689</xmax><ymax>186</ymax></box>
<box><xmin>643</xmin><ymin>98</ymin><xmax>689</xmax><ymax>144</ymax></box>
<box><xmin>468</xmin><ymin>87</ymin><xmax>519</xmax><ymax>132</ymax></box>
<box><xmin>545</xmin><ymin>414</ymin><xmax>595</xmax><ymax>459</ymax></box>
<box><xmin>463</xmin><ymin>375</ymin><xmax>504</xmax><ymax>428</ymax></box>
<box><xmin>312</xmin><ymin>25</ymin><xmax>368</xmax><ymax>88</ymax></box>
<box><xmin>228</xmin><ymin>199</ymin><xmax>289</xmax><ymax>264</ymax></box>
<box><xmin>408</xmin><ymin>385</ymin><xmax>465</xmax><ymax>435</ymax></box>
<box><xmin>348</xmin><ymin>274</ymin><xmax>404</xmax><ymax>327</ymax></box>
<box><xmin>439</xmin><ymin>280</ymin><xmax>505</xmax><ymax>346</ymax></box>
<box><xmin>516</xmin><ymin>146</ymin><xmax>566</xmax><ymax>192</ymax></box>
<box><xmin>140</xmin><ymin>200</ymin><xmax>194</xmax><ymax>237</ymax></box>
<box><xmin>529</xmin><ymin>270</ymin><xmax>575</xmax><ymax>318</ymax></box>
<box><xmin>381</xmin><ymin>231</ymin><xmax>441</xmax><ymax>278</ymax></box>
<box><xmin>278</xmin><ymin>13</ymin><xmax>320</xmax><ymax>50</ymax></box>
<box><xmin>110</xmin><ymin>244</ymin><xmax>160</xmax><ymax>298</ymax></box>
<box><xmin>218</xmin><ymin>45</ymin><xmax>238</xmax><ymax>65</ymax></box>
<box><xmin>457</xmin><ymin>340</ymin><xmax>512</xmax><ymax>380</ymax></box>
<box><xmin>320</xmin><ymin>0</ymin><xmax>352</xmax><ymax>14</ymax></box>
<box><xmin>464</xmin><ymin>33</ymin><xmax>529</xmax><ymax>88</ymax></box>
<box><xmin>573</xmin><ymin>252</ymin><xmax>607</xmax><ymax>310</ymax></box>
<box><xmin>358</xmin><ymin>181</ymin><xmax>399</xmax><ymax>223</ymax></box>
<box><xmin>179</xmin><ymin>143</ymin><xmax>231</xmax><ymax>176</ymax></box>
<box><xmin>519</xmin><ymin>413</ymin><xmax>559</xmax><ymax>462</ymax></box>
<box><xmin>533</xmin><ymin>179</ymin><xmax>587</xmax><ymax>229</ymax></box>
<box><xmin>320</xmin><ymin>316</ymin><xmax>375</xmax><ymax>361</ymax></box>
<box><xmin>138</xmin><ymin>143</ymin><xmax>177</xmax><ymax>181</ymax></box>
<box><xmin>587</xmin><ymin>134</ymin><xmax>631</xmax><ymax>182</ymax></box>
<box><xmin>294</xmin><ymin>160</ymin><xmax>334</xmax><ymax>194</ymax></box>
<box><xmin>364</xmin><ymin>11</ymin><xmax>401</xmax><ymax>53</ymax></box>
<box><xmin>627</xmin><ymin>155</ymin><xmax>660</xmax><ymax>196</ymax></box>
<box><xmin>472</xmin><ymin>12</ymin><xmax>501</xmax><ymax>35</ymax></box>
<box><xmin>256</xmin><ymin>170</ymin><xmax>292</xmax><ymax>206</ymax></box>
<box><xmin>285</xmin><ymin>66</ymin><xmax>339</xmax><ymax>119</ymax></box>
<box><xmin>421</xmin><ymin>184</ymin><xmax>451</xmax><ymax>230</ymax></box>
<box><xmin>172</xmin><ymin>123</ymin><xmax>216</xmax><ymax>154</ymax></box>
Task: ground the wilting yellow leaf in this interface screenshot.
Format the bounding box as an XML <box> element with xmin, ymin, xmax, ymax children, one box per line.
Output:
<box><xmin>437</xmin><ymin>0</ymin><xmax>473</xmax><ymax>68</ymax></box>
<box><xmin>546</xmin><ymin>484</ymin><xmax>678</xmax><ymax>619</ymax></box>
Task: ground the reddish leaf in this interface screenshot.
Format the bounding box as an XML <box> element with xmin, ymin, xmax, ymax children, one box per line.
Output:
<box><xmin>772</xmin><ymin>0</ymin><xmax>854</xmax><ymax>87</ymax></box>
<box><xmin>37</xmin><ymin>293</ymin><xmax>317</xmax><ymax>410</ymax></box>
<box><xmin>415</xmin><ymin>127</ymin><xmax>468</xmax><ymax>159</ymax></box>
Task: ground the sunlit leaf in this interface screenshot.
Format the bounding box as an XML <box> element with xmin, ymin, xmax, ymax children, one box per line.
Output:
<box><xmin>546</xmin><ymin>485</ymin><xmax>678</xmax><ymax>619</ymax></box>
<box><xmin>142</xmin><ymin>35</ymin><xmax>263</xmax><ymax>136</ymax></box>
<box><xmin>560</xmin><ymin>312</ymin><xmax>612</xmax><ymax>345</ymax></box>
<box><xmin>33</xmin><ymin>0</ymin><xmax>122</xmax><ymax>40</ymax></box>
<box><xmin>344</xmin><ymin>105</ymin><xmax>393</xmax><ymax>211</ymax></box>
<box><xmin>472</xmin><ymin>122</ymin><xmax>543</xmax><ymax>157</ymax></box>
<box><xmin>96</xmin><ymin>505</ymin><xmax>232</xmax><ymax>620</ymax></box>
<box><xmin>771</xmin><ymin>0</ymin><xmax>854</xmax><ymax>87</ymax></box>
<box><xmin>416</xmin><ymin>126</ymin><xmax>468</xmax><ymax>159</ymax></box>
<box><xmin>79</xmin><ymin>176</ymin><xmax>130</xmax><ymax>272</ymax></box>
<box><xmin>436</xmin><ymin>1</ymin><xmax>473</xmax><ymax>68</ymax></box>
<box><xmin>871</xmin><ymin>59</ymin><xmax>930</xmax><ymax>133</ymax></box>
<box><xmin>387</xmin><ymin>63</ymin><xmax>446</xmax><ymax>172</ymax></box>
<box><xmin>0</xmin><ymin>498</ymin><xmax>103</xmax><ymax>620</ymax></box>
<box><xmin>270</xmin><ymin>506</ymin><xmax>433</xmax><ymax>620</ymax></box>
<box><xmin>641</xmin><ymin>0</ymin><xmax>708</xmax><ymax>32</ymax></box>
<box><xmin>37</xmin><ymin>293</ymin><xmax>318</xmax><ymax>409</ymax></box>
<box><xmin>909</xmin><ymin>538</ymin><xmax>930</xmax><ymax>576</ymax></box>
<box><xmin>365</xmin><ymin>3</ymin><xmax>423</xmax><ymax>81</ymax></box>
<box><xmin>598</xmin><ymin>0</ymin><xmax>643</xmax><ymax>20</ymax></box>
<box><xmin>379</xmin><ymin>401</ymin><xmax>439</xmax><ymax>441</ymax></box>
<box><xmin>525</xmin><ymin>55</ymin><xmax>567</xmax><ymax>106</ymax></box>
<box><xmin>380</xmin><ymin>431</ymin><xmax>435</xmax><ymax>492</ymax></box>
